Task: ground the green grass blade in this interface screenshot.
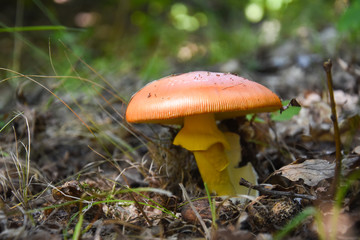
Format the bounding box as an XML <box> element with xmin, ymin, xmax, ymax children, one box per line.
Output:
<box><xmin>273</xmin><ymin>207</ymin><xmax>317</xmax><ymax>240</ymax></box>
<box><xmin>0</xmin><ymin>25</ymin><xmax>67</xmax><ymax>33</ymax></box>
<box><xmin>0</xmin><ymin>112</ymin><xmax>22</xmax><ymax>132</ymax></box>
<box><xmin>72</xmin><ymin>208</ymin><xmax>84</xmax><ymax>240</ymax></box>
<box><xmin>204</xmin><ymin>182</ymin><xmax>217</xmax><ymax>228</ymax></box>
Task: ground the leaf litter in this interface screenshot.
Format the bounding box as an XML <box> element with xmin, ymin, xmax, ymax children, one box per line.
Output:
<box><xmin>1</xmin><ymin>63</ymin><xmax>360</xmax><ymax>239</ymax></box>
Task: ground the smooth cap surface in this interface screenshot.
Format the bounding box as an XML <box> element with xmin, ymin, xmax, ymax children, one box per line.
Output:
<box><xmin>126</xmin><ymin>71</ymin><xmax>282</xmax><ymax>124</ymax></box>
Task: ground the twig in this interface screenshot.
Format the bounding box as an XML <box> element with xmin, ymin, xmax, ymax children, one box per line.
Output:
<box><xmin>179</xmin><ymin>183</ymin><xmax>211</xmax><ymax>240</ymax></box>
<box><xmin>239</xmin><ymin>178</ymin><xmax>317</xmax><ymax>201</ymax></box>
<box><xmin>323</xmin><ymin>59</ymin><xmax>342</xmax><ymax>196</ymax></box>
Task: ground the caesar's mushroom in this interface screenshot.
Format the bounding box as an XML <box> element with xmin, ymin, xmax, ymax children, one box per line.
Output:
<box><xmin>126</xmin><ymin>71</ymin><xmax>282</xmax><ymax>196</ymax></box>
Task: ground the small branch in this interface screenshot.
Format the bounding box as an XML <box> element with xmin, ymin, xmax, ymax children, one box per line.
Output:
<box><xmin>239</xmin><ymin>178</ymin><xmax>317</xmax><ymax>201</ymax></box>
<box><xmin>179</xmin><ymin>183</ymin><xmax>211</xmax><ymax>240</ymax></box>
<box><xmin>323</xmin><ymin>59</ymin><xmax>342</xmax><ymax>196</ymax></box>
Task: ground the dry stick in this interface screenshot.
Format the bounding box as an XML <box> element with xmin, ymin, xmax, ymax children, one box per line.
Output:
<box><xmin>179</xmin><ymin>183</ymin><xmax>211</xmax><ymax>240</ymax></box>
<box><xmin>239</xmin><ymin>178</ymin><xmax>317</xmax><ymax>200</ymax></box>
<box><xmin>323</xmin><ymin>59</ymin><xmax>342</xmax><ymax>196</ymax></box>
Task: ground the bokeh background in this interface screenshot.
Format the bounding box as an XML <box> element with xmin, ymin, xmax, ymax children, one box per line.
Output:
<box><xmin>1</xmin><ymin>0</ymin><xmax>358</xmax><ymax>84</ymax></box>
<box><xmin>0</xmin><ymin>0</ymin><xmax>359</xmax><ymax>135</ymax></box>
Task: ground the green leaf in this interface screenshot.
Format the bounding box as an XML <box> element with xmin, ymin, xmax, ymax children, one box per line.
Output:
<box><xmin>337</xmin><ymin>1</ymin><xmax>360</xmax><ymax>33</ymax></box>
<box><xmin>271</xmin><ymin>100</ymin><xmax>301</xmax><ymax>122</ymax></box>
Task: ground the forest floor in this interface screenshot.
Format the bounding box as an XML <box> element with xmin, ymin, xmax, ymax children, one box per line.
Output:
<box><xmin>1</xmin><ymin>32</ymin><xmax>360</xmax><ymax>240</ymax></box>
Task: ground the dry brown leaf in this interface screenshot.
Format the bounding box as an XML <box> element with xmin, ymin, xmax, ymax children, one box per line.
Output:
<box><xmin>274</xmin><ymin>157</ymin><xmax>360</xmax><ymax>186</ymax></box>
<box><xmin>354</xmin><ymin>146</ymin><xmax>360</xmax><ymax>155</ymax></box>
<box><xmin>275</xmin><ymin>159</ymin><xmax>334</xmax><ymax>186</ymax></box>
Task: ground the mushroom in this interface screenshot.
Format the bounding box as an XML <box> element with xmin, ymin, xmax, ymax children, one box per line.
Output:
<box><xmin>126</xmin><ymin>71</ymin><xmax>282</xmax><ymax>196</ymax></box>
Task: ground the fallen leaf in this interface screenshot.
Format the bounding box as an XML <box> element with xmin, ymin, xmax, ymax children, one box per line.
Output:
<box><xmin>275</xmin><ymin>159</ymin><xmax>334</xmax><ymax>186</ymax></box>
<box><xmin>274</xmin><ymin>157</ymin><xmax>360</xmax><ymax>186</ymax></box>
<box><xmin>354</xmin><ymin>146</ymin><xmax>360</xmax><ymax>155</ymax></box>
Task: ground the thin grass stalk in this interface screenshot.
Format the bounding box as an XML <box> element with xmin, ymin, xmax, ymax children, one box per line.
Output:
<box><xmin>12</xmin><ymin>0</ymin><xmax>24</xmax><ymax>72</ymax></box>
<box><xmin>23</xmin><ymin>113</ymin><xmax>31</xmax><ymax>208</ymax></box>
<box><xmin>179</xmin><ymin>183</ymin><xmax>211</xmax><ymax>240</ymax></box>
<box><xmin>323</xmin><ymin>59</ymin><xmax>342</xmax><ymax>196</ymax></box>
<box><xmin>73</xmin><ymin>201</ymin><xmax>84</xmax><ymax>240</ymax></box>
<box><xmin>205</xmin><ymin>183</ymin><xmax>217</xmax><ymax>230</ymax></box>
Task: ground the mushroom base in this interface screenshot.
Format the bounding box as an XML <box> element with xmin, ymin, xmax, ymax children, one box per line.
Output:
<box><xmin>193</xmin><ymin>143</ymin><xmax>236</xmax><ymax>195</ymax></box>
<box><xmin>173</xmin><ymin>114</ymin><xmax>257</xmax><ymax>196</ymax></box>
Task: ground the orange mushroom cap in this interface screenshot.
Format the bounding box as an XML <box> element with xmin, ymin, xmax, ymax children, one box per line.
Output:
<box><xmin>126</xmin><ymin>71</ymin><xmax>282</xmax><ymax>124</ymax></box>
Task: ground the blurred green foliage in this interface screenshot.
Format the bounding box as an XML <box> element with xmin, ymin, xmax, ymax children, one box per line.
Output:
<box><xmin>0</xmin><ymin>0</ymin><xmax>356</xmax><ymax>88</ymax></box>
<box><xmin>337</xmin><ymin>0</ymin><xmax>360</xmax><ymax>43</ymax></box>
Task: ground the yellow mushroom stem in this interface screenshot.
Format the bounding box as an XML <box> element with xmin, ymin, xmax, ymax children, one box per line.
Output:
<box><xmin>173</xmin><ymin>113</ymin><xmax>257</xmax><ymax>196</ymax></box>
<box><xmin>224</xmin><ymin>132</ymin><xmax>257</xmax><ymax>196</ymax></box>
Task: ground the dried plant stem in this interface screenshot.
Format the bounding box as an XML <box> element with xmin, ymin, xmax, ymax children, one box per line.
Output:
<box><xmin>179</xmin><ymin>183</ymin><xmax>210</xmax><ymax>240</ymax></box>
<box><xmin>323</xmin><ymin>59</ymin><xmax>342</xmax><ymax>196</ymax></box>
<box><xmin>239</xmin><ymin>178</ymin><xmax>316</xmax><ymax>200</ymax></box>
